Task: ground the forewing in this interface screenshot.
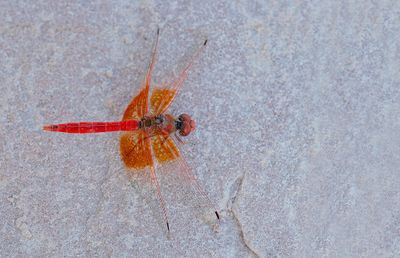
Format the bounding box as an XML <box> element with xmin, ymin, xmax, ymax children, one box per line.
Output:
<box><xmin>151</xmin><ymin>136</ymin><xmax>220</xmax><ymax>232</ymax></box>
<box><xmin>150</xmin><ymin>88</ymin><xmax>177</xmax><ymax>115</ymax></box>
<box><xmin>151</xmin><ymin>134</ymin><xmax>180</xmax><ymax>163</ymax></box>
<box><xmin>150</xmin><ymin>40</ymin><xmax>207</xmax><ymax>115</ymax></box>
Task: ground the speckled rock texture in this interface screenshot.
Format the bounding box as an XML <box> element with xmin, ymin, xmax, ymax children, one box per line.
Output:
<box><xmin>1</xmin><ymin>1</ymin><xmax>400</xmax><ymax>257</ymax></box>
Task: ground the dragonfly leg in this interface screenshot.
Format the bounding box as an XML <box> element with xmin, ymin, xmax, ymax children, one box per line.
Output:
<box><xmin>174</xmin><ymin>132</ymin><xmax>187</xmax><ymax>144</ymax></box>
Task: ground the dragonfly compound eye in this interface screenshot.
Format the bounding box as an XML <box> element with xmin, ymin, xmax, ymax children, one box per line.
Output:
<box><xmin>178</xmin><ymin>114</ymin><xmax>196</xmax><ymax>136</ymax></box>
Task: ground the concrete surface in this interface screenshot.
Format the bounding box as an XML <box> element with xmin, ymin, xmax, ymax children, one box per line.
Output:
<box><xmin>1</xmin><ymin>1</ymin><xmax>400</xmax><ymax>257</ymax></box>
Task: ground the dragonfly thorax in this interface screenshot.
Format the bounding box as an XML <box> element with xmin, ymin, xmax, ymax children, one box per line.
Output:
<box><xmin>140</xmin><ymin>114</ymin><xmax>195</xmax><ymax>137</ymax></box>
<box><xmin>140</xmin><ymin>115</ymin><xmax>165</xmax><ymax>129</ymax></box>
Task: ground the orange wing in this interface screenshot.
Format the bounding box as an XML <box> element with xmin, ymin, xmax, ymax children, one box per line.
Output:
<box><xmin>150</xmin><ymin>39</ymin><xmax>207</xmax><ymax>115</ymax></box>
<box><xmin>122</xmin><ymin>86</ymin><xmax>150</xmax><ymax>121</ymax></box>
<box><xmin>120</xmin><ymin>29</ymin><xmax>159</xmax><ymax>167</ymax></box>
<box><xmin>151</xmin><ymin>134</ymin><xmax>180</xmax><ymax>163</ymax></box>
<box><xmin>120</xmin><ymin>131</ymin><xmax>171</xmax><ymax>231</ymax></box>
<box><xmin>150</xmin><ymin>88</ymin><xmax>177</xmax><ymax>116</ymax></box>
<box><xmin>119</xmin><ymin>30</ymin><xmax>171</xmax><ymax>232</ymax></box>
<box><xmin>120</xmin><ymin>83</ymin><xmax>152</xmax><ymax>169</ymax></box>
<box><xmin>120</xmin><ymin>131</ymin><xmax>153</xmax><ymax>170</ymax></box>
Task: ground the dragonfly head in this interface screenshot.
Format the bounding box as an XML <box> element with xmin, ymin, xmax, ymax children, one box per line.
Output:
<box><xmin>177</xmin><ymin>114</ymin><xmax>196</xmax><ymax>136</ymax></box>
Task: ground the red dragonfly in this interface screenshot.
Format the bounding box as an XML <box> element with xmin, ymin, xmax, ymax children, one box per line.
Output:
<box><xmin>43</xmin><ymin>29</ymin><xmax>220</xmax><ymax>232</ymax></box>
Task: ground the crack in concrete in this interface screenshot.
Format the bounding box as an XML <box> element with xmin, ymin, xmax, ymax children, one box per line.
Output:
<box><xmin>230</xmin><ymin>174</ymin><xmax>260</xmax><ymax>258</ymax></box>
<box><xmin>12</xmin><ymin>189</ymin><xmax>33</xmax><ymax>240</ymax></box>
<box><xmin>81</xmin><ymin>163</ymin><xmax>114</xmax><ymax>255</ymax></box>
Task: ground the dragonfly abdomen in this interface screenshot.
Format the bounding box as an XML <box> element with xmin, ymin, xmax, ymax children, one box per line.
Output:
<box><xmin>43</xmin><ymin>120</ymin><xmax>139</xmax><ymax>134</ymax></box>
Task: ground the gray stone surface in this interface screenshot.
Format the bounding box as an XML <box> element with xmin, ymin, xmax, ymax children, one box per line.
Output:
<box><xmin>1</xmin><ymin>1</ymin><xmax>400</xmax><ymax>257</ymax></box>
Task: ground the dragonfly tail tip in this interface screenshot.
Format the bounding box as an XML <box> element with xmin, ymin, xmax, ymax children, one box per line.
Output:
<box><xmin>43</xmin><ymin>124</ymin><xmax>56</xmax><ymax>131</ymax></box>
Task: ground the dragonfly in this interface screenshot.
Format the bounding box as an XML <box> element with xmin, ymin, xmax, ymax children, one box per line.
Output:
<box><xmin>43</xmin><ymin>29</ymin><xmax>220</xmax><ymax>232</ymax></box>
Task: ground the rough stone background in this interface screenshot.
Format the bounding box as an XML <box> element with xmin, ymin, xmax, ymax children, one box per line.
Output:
<box><xmin>1</xmin><ymin>1</ymin><xmax>400</xmax><ymax>257</ymax></box>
